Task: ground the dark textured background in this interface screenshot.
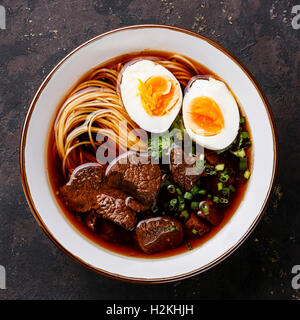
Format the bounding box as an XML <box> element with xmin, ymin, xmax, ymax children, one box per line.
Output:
<box><xmin>0</xmin><ymin>0</ymin><xmax>299</xmax><ymax>300</ymax></box>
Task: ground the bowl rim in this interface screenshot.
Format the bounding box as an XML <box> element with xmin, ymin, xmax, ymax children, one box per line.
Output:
<box><xmin>19</xmin><ymin>24</ymin><xmax>278</xmax><ymax>284</ymax></box>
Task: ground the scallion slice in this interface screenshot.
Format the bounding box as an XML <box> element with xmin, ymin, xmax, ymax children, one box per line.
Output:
<box><xmin>191</xmin><ymin>201</ymin><xmax>200</xmax><ymax>210</ymax></box>
<box><xmin>200</xmin><ymin>202</ymin><xmax>209</xmax><ymax>213</ymax></box>
<box><xmin>198</xmin><ymin>189</ymin><xmax>207</xmax><ymax>195</ymax></box>
<box><xmin>151</xmin><ymin>205</ymin><xmax>158</xmax><ymax>213</ymax></box>
<box><xmin>167</xmin><ymin>184</ymin><xmax>176</xmax><ymax>193</ymax></box>
<box><xmin>170</xmin><ymin>198</ymin><xmax>178</xmax><ymax>206</ymax></box>
<box><xmin>191</xmin><ymin>185</ymin><xmax>199</xmax><ymax>195</ymax></box>
<box><xmin>229</xmin><ymin>185</ymin><xmax>236</xmax><ymax>192</ymax></box>
<box><xmin>184</xmin><ymin>191</ymin><xmax>193</xmax><ymax>200</ymax></box>
<box><xmin>176</xmin><ymin>188</ymin><xmax>182</xmax><ymax>195</ymax></box>
<box><xmin>241</xmin><ymin>131</ymin><xmax>249</xmax><ymax>139</ymax></box>
<box><xmin>217</xmin><ymin>182</ymin><xmax>223</xmax><ymax>191</ymax></box>
<box><xmin>219</xmin><ymin>173</ymin><xmax>230</xmax><ymax>183</ymax></box>
<box><xmin>178</xmin><ymin>203</ymin><xmax>185</xmax><ymax>211</ymax></box>
<box><xmin>213</xmin><ymin>196</ymin><xmax>219</xmax><ymax>203</ymax></box>
<box><xmin>220</xmin><ymin>198</ymin><xmax>229</xmax><ymax>204</ymax></box>
<box><xmin>180</xmin><ymin>210</ymin><xmax>189</xmax><ymax>220</ymax></box>
<box><xmin>244</xmin><ymin>169</ymin><xmax>251</xmax><ymax>179</ymax></box>
<box><xmin>215</xmin><ymin>163</ymin><xmax>225</xmax><ymax>171</ymax></box>
<box><xmin>186</xmin><ymin>242</ymin><xmax>193</xmax><ymax>250</ymax></box>
<box><xmin>232</xmin><ymin>148</ymin><xmax>246</xmax><ymax>158</ymax></box>
<box><xmin>239</xmin><ymin>158</ymin><xmax>248</xmax><ymax>170</ymax></box>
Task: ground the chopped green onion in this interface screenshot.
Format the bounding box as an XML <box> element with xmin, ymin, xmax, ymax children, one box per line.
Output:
<box><xmin>229</xmin><ymin>185</ymin><xmax>236</xmax><ymax>192</ymax></box>
<box><xmin>245</xmin><ymin>141</ymin><xmax>252</xmax><ymax>146</ymax></box>
<box><xmin>198</xmin><ymin>189</ymin><xmax>207</xmax><ymax>195</ymax></box>
<box><xmin>192</xmin><ymin>229</ymin><xmax>198</xmax><ymax>235</ymax></box>
<box><xmin>176</xmin><ymin>188</ymin><xmax>182</xmax><ymax>195</ymax></box>
<box><xmin>167</xmin><ymin>184</ymin><xmax>176</xmax><ymax>193</ymax></box>
<box><xmin>178</xmin><ymin>194</ymin><xmax>184</xmax><ymax>202</ymax></box>
<box><xmin>184</xmin><ymin>192</ymin><xmax>193</xmax><ymax>200</ymax></box>
<box><xmin>222</xmin><ymin>187</ymin><xmax>230</xmax><ymax>195</ymax></box>
<box><xmin>209</xmin><ymin>169</ymin><xmax>217</xmax><ymax>175</ymax></box>
<box><xmin>244</xmin><ymin>169</ymin><xmax>251</xmax><ymax>179</ymax></box>
<box><xmin>151</xmin><ymin>205</ymin><xmax>158</xmax><ymax>213</ymax></box>
<box><xmin>186</xmin><ymin>242</ymin><xmax>193</xmax><ymax>250</ymax></box>
<box><xmin>205</xmin><ymin>167</ymin><xmax>217</xmax><ymax>175</ymax></box>
<box><xmin>165</xmin><ymin>225</ymin><xmax>176</xmax><ymax>232</ymax></box>
<box><xmin>180</xmin><ymin>210</ymin><xmax>189</xmax><ymax>220</ymax></box>
<box><xmin>191</xmin><ymin>201</ymin><xmax>200</xmax><ymax>210</ymax></box>
<box><xmin>217</xmin><ymin>182</ymin><xmax>223</xmax><ymax>191</ymax></box>
<box><xmin>200</xmin><ymin>202</ymin><xmax>209</xmax><ymax>214</ymax></box>
<box><xmin>219</xmin><ymin>173</ymin><xmax>230</xmax><ymax>183</ymax></box>
<box><xmin>240</xmin><ymin>117</ymin><xmax>245</xmax><ymax>124</ymax></box>
<box><xmin>213</xmin><ymin>196</ymin><xmax>219</xmax><ymax>203</ymax></box>
<box><xmin>207</xmin><ymin>194</ymin><xmax>212</xmax><ymax>198</ymax></box>
<box><xmin>191</xmin><ymin>185</ymin><xmax>199</xmax><ymax>195</ymax></box>
<box><xmin>241</xmin><ymin>131</ymin><xmax>249</xmax><ymax>139</ymax></box>
<box><xmin>170</xmin><ymin>198</ymin><xmax>178</xmax><ymax>206</ymax></box>
<box><xmin>231</xmin><ymin>148</ymin><xmax>246</xmax><ymax>158</ymax></box>
<box><xmin>178</xmin><ymin>203</ymin><xmax>185</xmax><ymax>211</ymax></box>
<box><xmin>215</xmin><ymin>164</ymin><xmax>225</xmax><ymax>171</ymax></box>
<box><xmin>239</xmin><ymin>158</ymin><xmax>248</xmax><ymax>170</ymax></box>
<box><xmin>204</xmin><ymin>167</ymin><xmax>211</xmax><ymax>174</ymax></box>
<box><xmin>220</xmin><ymin>198</ymin><xmax>229</xmax><ymax>204</ymax></box>
<box><xmin>169</xmin><ymin>204</ymin><xmax>176</xmax><ymax>211</ymax></box>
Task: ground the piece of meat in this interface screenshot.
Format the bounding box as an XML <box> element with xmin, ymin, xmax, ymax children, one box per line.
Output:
<box><xmin>184</xmin><ymin>213</ymin><xmax>211</xmax><ymax>238</ymax></box>
<box><xmin>197</xmin><ymin>200</ymin><xmax>224</xmax><ymax>226</ymax></box>
<box><xmin>170</xmin><ymin>147</ymin><xmax>203</xmax><ymax>191</ymax></box>
<box><xmin>95</xmin><ymin>186</ymin><xmax>144</xmax><ymax>230</ymax></box>
<box><xmin>59</xmin><ymin>163</ymin><xmax>104</xmax><ymax>212</ymax></box>
<box><xmin>106</xmin><ymin>152</ymin><xmax>162</xmax><ymax>206</ymax></box>
<box><xmin>135</xmin><ymin>217</ymin><xmax>183</xmax><ymax>254</ymax></box>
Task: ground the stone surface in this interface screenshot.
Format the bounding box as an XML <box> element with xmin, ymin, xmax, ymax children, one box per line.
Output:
<box><xmin>0</xmin><ymin>0</ymin><xmax>299</xmax><ymax>300</ymax></box>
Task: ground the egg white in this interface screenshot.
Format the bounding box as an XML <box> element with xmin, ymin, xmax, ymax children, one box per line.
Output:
<box><xmin>183</xmin><ymin>77</ymin><xmax>240</xmax><ymax>151</ymax></box>
<box><xmin>120</xmin><ymin>59</ymin><xmax>182</xmax><ymax>133</ymax></box>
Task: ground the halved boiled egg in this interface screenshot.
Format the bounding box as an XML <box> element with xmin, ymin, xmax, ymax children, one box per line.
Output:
<box><xmin>183</xmin><ymin>77</ymin><xmax>240</xmax><ymax>151</ymax></box>
<box><xmin>120</xmin><ymin>59</ymin><xmax>182</xmax><ymax>133</ymax></box>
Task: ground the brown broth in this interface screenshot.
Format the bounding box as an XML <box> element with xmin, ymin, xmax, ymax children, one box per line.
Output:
<box><xmin>47</xmin><ymin>50</ymin><xmax>252</xmax><ymax>259</ymax></box>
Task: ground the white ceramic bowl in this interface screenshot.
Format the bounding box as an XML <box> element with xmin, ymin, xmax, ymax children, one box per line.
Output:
<box><xmin>20</xmin><ymin>25</ymin><xmax>278</xmax><ymax>283</ymax></box>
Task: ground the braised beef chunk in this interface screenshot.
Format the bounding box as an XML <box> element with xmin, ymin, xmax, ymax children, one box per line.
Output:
<box><xmin>184</xmin><ymin>213</ymin><xmax>211</xmax><ymax>238</ymax></box>
<box><xmin>95</xmin><ymin>186</ymin><xmax>139</xmax><ymax>231</ymax></box>
<box><xmin>170</xmin><ymin>148</ymin><xmax>202</xmax><ymax>191</ymax></box>
<box><xmin>135</xmin><ymin>217</ymin><xmax>183</xmax><ymax>254</ymax></box>
<box><xmin>106</xmin><ymin>152</ymin><xmax>162</xmax><ymax>206</ymax></box>
<box><xmin>59</xmin><ymin>164</ymin><xmax>104</xmax><ymax>212</ymax></box>
<box><xmin>197</xmin><ymin>200</ymin><xmax>224</xmax><ymax>226</ymax></box>
<box><xmin>98</xmin><ymin>219</ymin><xmax>132</xmax><ymax>244</ymax></box>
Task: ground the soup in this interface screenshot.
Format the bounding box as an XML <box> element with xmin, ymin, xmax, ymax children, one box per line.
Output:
<box><xmin>47</xmin><ymin>51</ymin><xmax>252</xmax><ymax>258</ymax></box>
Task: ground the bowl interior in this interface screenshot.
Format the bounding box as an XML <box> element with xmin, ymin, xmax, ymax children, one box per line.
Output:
<box><xmin>22</xmin><ymin>26</ymin><xmax>276</xmax><ymax>282</ymax></box>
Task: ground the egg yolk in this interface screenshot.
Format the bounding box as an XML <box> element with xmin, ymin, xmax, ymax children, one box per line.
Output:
<box><xmin>187</xmin><ymin>96</ymin><xmax>224</xmax><ymax>136</ymax></box>
<box><xmin>138</xmin><ymin>76</ymin><xmax>179</xmax><ymax>116</ymax></box>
